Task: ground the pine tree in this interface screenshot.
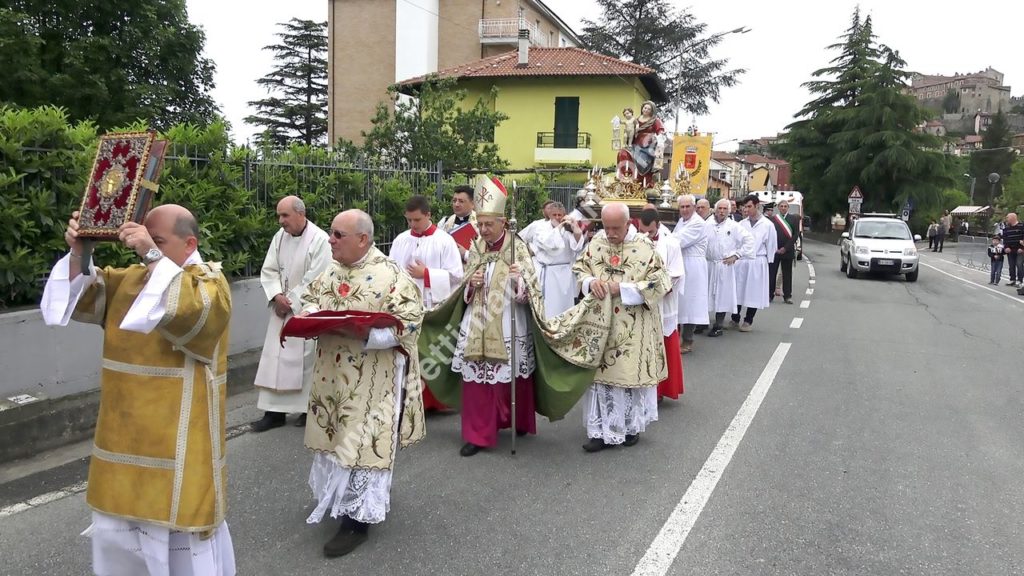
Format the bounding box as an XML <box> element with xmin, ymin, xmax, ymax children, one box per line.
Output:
<box><xmin>245</xmin><ymin>18</ymin><xmax>328</xmax><ymax>147</ymax></box>
<box><xmin>777</xmin><ymin>9</ymin><xmax>954</xmax><ymax>222</ymax></box>
<box><xmin>579</xmin><ymin>0</ymin><xmax>743</xmax><ymax>118</ymax></box>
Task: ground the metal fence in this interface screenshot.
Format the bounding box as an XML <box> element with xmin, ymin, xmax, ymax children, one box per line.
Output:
<box><xmin>162</xmin><ymin>145</ymin><xmax>444</xmax><ymax>252</ymax></box>
<box><xmin>954</xmin><ymin>235</ymin><xmax>991</xmax><ymax>271</ymax></box>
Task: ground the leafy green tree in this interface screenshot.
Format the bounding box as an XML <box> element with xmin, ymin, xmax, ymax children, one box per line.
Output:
<box><xmin>0</xmin><ymin>0</ymin><xmax>217</xmax><ymax>131</ymax></box>
<box><xmin>579</xmin><ymin>0</ymin><xmax>744</xmax><ymax>117</ymax></box>
<box><xmin>245</xmin><ymin>18</ymin><xmax>328</xmax><ymax>147</ymax></box>
<box><xmin>362</xmin><ymin>77</ymin><xmax>509</xmax><ymax>173</ymax></box>
<box><xmin>776</xmin><ymin>9</ymin><xmax>954</xmax><ymax>224</ymax></box>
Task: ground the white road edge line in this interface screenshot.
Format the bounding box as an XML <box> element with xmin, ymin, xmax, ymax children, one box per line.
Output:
<box><xmin>0</xmin><ymin>481</ymin><xmax>89</xmax><ymax>519</ymax></box>
<box><xmin>808</xmin><ymin>279</ymin><xmax>816</xmax><ymax>285</ymax></box>
<box><xmin>806</xmin><ymin>288</ymin><xmax>814</xmax><ymax>295</ymax></box>
<box><xmin>630</xmin><ymin>343</ymin><xmax>793</xmax><ymax>576</ymax></box>
<box><xmin>790</xmin><ymin>318</ymin><xmax>804</xmax><ymax>329</ymax></box>
<box><xmin>919</xmin><ymin>262</ymin><xmax>1024</xmax><ymax>305</ymax></box>
<box><xmin>799</xmin><ymin>300</ymin><xmax>811</xmax><ymax>309</ymax></box>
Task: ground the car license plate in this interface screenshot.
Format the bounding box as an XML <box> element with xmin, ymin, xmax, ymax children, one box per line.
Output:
<box><xmin>878</xmin><ymin>259</ymin><xmax>894</xmax><ymax>265</ymax></box>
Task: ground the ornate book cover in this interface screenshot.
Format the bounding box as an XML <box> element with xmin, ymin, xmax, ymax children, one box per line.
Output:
<box><xmin>76</xmin><ymin>131</ymin><xmax>168</xmax><ymax>239</ymax></box>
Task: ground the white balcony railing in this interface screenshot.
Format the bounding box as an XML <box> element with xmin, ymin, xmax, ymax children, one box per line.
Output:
<box><xmin>478</xmin><ymin>18</ymin><xmax>547</xmax><ymax>47</ymax></box>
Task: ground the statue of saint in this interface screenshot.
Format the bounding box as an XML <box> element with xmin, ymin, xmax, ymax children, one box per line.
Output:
<box><xmin>616</xmin><ymin>101</ymin><xmax>665</xmax><ymax>188</ymax></box>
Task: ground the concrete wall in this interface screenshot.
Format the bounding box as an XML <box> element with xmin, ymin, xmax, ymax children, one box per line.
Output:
<box><xmin>0</xmin><ymin>278</ymin><xmax>269</xmax><ymax>404</ymax></box>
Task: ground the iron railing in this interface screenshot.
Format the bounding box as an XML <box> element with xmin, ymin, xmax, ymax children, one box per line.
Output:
<box><xmin>535</xmin><ymin>132</ymin><xmax>591</xmax><ymax>149</ymax></box>
<box><xmin>478</xmin><ymin>18</ymin><xmax>547</xmax><ymax>46</ymax></box>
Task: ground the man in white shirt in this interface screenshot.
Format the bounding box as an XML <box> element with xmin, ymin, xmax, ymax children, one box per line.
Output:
<box><xmin>672</xmin><ymin>194</ymin><xmax>710</xmax><ymax>353</ymax></box>
<box><xmin>733</xmin><ymin>194</ymin><xmax>777</xmax><ymax>332</ymax></box>
<box><xmin>706</xmin><ymin>199</ymin><xmax>754</xmax><ymax>337</ymax></box>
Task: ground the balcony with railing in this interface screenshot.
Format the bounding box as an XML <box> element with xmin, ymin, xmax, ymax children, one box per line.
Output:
<box><xmin>478</xmin><ymin>18</ymin><xmax>547</xmax><ymax>47</ymax></box>
<box><xmin>534</xmin><ymin>132</ymin><xmax>592</xmax><ymax>164</ymax></box>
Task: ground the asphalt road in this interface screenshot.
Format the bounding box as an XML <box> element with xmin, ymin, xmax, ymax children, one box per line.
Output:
<box><xmin>1</xmin><ymin>239</ymin><xmax>1022</xmax><ymax>575</ymax></box>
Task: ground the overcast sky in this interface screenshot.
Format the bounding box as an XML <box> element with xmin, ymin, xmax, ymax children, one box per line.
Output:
<box><xmin>185</xmin><ymin>0</ymin><xmax>1023</xmax><ymax>150</ymax></box>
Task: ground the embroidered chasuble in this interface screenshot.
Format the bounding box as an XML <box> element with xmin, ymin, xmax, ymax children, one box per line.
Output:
<box><xmin>73</xmin><ymin>262</ymin><xmax>231</xmax><ymax>533</ymax></box>
<box><xmin>300</xmin><ymin>248</ymin><xmax>426</xmax><ymax>470</ymax></box>
<box><xmin>571</xmin><ymin>232</ymin><xmax>670</xmax><ymax>388</ymax></box>
<box><xmin>420</xmin><ymin>231</ymin><xmax>624</xmax><ymax>419</ymax></box>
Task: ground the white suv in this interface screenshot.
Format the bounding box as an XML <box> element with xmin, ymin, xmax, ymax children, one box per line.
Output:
<box><xmin>840</xmin><ymin>216</ymin><xmax>919</xmax><ymax>282</ymax></box>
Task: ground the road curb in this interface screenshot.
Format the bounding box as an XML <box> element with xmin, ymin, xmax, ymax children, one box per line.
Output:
<box><xmin>0</xmin><ymin>349</ymin><xmax>261</xmax><ymax>465</ymax></box>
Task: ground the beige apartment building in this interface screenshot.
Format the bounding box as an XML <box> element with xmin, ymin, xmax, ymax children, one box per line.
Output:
<box><xmin>327</xmin><ymin>0</ymin><xmax>581</xmax><ymax>145</ymax></box>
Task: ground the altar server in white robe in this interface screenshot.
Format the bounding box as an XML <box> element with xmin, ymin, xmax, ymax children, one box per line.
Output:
<box><xmin>389</xmin><ymin>194</ymin><xmax>464</xmax><ymax>411</ymax></box>
<box><xmin>253</xmin><ymin>196</ymin><xmax>332</xmax><ymax>431</ymax></box>
<box><xmin>518</xmin><ymin>200</ymin><xmax>556</xmax><ymax>247</ymax></box>
<box><xmin>672</xmin><ymin>194</ymin><xmax>711</xmax><ymax>353</ymax></box>
<box><xmin>732</xmin><ymin>194</ymin><xmax>777</xmax><ymax>332</ymax></box>
<box><xmin>530</xmin><ymin>201</ymin><xmax>585</xmax><ymax>318</ymax></box>
<box><xmin>388</xmin><ymin>194</ymin><xmax>464</xmax><ymax>310</ymax></box>
<box><xmin>636</xmin><ymin>208</ymin><xmax>685</xmax><ymax>401</ymax></box>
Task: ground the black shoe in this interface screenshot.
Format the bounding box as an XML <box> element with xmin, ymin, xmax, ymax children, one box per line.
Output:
<box><xmin>293</xmin><ymin>413</ymin><xmax>307</xmax><ymax>427</ymax></box>
<box><xmin>693</xmin><ymin>326</ymin><xmax>706</xmax><ymax>334</ymax></box>
<box><xmin>624</xmin><ymin>434</ymin><xmax>640</xmax><ymax>447</ymax></box>
<box><xmin>460</xmin><ymin>442</ymin><xmax>482</xmax><ymax>457</ymax></box>
<box><xmin>707</xmin><ymin>326</ymin><xmax>724</xmax><ymax>337</ymax></box>
<box><xmin>582</xmin><ymin>438</ymin><xmax>608</xmax><ymax>452</ymax></box>
<box><xmin>323</xmin><ymin>523</ymin><xmax>368</xmax><ymax>558</ymax></box>
<box><xmin>515</xmin><ymin>429</ymin><xmax>528</xmax><ymax>437</ymax></box>
<box><xmin>784</xmin><ymin>298</ymin><xmax>793</xmax><ymax>304</ymax></box>
<box><xmin>252</xmin><ymin>412</ymin><xmax>286</xmax><ymax>432</ymax></box>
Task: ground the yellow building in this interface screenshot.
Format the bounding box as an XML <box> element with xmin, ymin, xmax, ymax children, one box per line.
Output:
<box><xmin>397</xmin><ymin>46</ymin><xmax>668</xmax><ymax>169</ymax></box>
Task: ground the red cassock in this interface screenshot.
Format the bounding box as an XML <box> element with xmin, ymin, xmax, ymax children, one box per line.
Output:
<box><xmin>657</xmin><ymin>330</ymin><xmax>684</xmax><ymax>400</ymax></box>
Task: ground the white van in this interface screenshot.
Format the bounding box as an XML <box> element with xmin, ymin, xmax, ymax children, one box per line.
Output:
<box><xmin>752</xmin><ymin>190</ymin><xmax>805</xmax><ymax>260</ymax></box>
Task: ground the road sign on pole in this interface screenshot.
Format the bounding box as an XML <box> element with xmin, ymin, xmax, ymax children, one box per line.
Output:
<box><xmin>901</xmin><ymin>209</ymin><xmax>910</xmax><ymax>221</ymax></box>
<box><xmin>848</xmin><ymin>186</ymin><xmax>863</xmax><ymax>200</ymax></box>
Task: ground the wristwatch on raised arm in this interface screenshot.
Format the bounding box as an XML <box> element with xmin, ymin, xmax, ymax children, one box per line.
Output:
<box><xmin>142</xmin><ymin>248</ymin><xmax>164</xmax><ymax>265</ymax></box>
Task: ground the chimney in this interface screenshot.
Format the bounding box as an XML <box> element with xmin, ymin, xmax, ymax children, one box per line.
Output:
<box><xmin>517</xmin><ymin>28</ymin><xmax>529</xmax><ymax>67</ymax></box>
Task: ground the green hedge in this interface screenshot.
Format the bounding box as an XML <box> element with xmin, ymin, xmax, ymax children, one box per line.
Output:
<box><xmin>0</xmin><ymin>107</ymin><xmax>427</xmax><ymax>309</ymax></box>
<box><xmin>0</xmin><ymin>106</ymin><xmax>553</xmax><ymax>309</ymax></box>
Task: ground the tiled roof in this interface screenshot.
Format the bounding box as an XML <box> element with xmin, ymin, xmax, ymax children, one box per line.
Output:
<box><xmin>397</xmin><ymin>48</ymin><xmax>669</xmax><ymax>102</ymax></box>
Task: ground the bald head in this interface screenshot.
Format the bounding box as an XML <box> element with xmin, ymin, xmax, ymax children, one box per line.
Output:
<box><xmin>1007</xmin><ymin>213</ymin><xmax>1018</xmax><ymax>226</ymax></box>
<box><xmin>144</xmin><ymin>204</ymin><xmax>198</xmax><ymax>266</ymax></box>
<box><xmin>277</xmin><ymin>195</ymin><xmax>308</xmax><ymax>236</ymax></box>
<box><xmin>329</xmin><ymin>209</ymin><xmax>374</xmax><ymax>265</ymax></box>
<box><xmin>601</xmin><ymin>202</ymin><xmax>630</xmax><ymax>245</ymax></box>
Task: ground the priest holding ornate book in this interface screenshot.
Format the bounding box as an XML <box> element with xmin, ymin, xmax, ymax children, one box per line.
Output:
<box><xmin>41</xmin><ymin>204</ymin><xmax>236</xmax><ymax>576</ymax></box>
<box><xmin>297</xmin><ymin>209</ymin><xmax>425</xmax><ymax>558</ymax></box>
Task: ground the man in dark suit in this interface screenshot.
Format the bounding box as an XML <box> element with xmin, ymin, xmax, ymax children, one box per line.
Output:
<box><xmin>768</xmin><ymin>200</ymin><xmax>800</xmax><ymax>303</ymax></box>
